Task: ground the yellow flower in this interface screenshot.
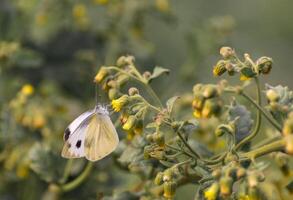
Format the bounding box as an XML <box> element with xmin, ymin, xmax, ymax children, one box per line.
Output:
<box><xmin>111</xmin><ymin>95</ymin><xmax>128</xmax><ymax>112</ymax></box>
<box><xmin>122</xmin><ymin>115</ymin><xmax>136</xmax><ymax>130</ymax></box>
<box><xmin>35</xmin><ymin>13</ymin><xmax>47</xmax><ymax>26</ymax></box>
<box><xmin>73</xmin><ymin>4</ymin><xmax>87</xmax><ymax>18</ymax></box>
<box><xmin>21</xmin><ymin>84</ymin><xmax>34</xmax><ymax>96</ymax></box>
<box><xmin>204</xmin><ymin>182</ymin><xmax>219</xmax><ymax>200</ymax></box>
<box><xmin>240</xmin><ymin>74</ymin><xmax>251</xmax><ymax>81</ymax></box>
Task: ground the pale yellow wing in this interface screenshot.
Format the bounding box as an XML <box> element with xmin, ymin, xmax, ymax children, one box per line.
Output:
<box><xmin>85</xmin><ymin>114</ymin><xmax>119</xmax><ymax>161</ymax></box>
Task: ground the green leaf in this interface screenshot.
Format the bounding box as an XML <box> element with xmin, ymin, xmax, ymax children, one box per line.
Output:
<box><xmin>240</xmin><ymin>66</ymin><xmax>256</xmax><ymax>78</ymax></box>
<box><xmin>228</xmin><ymin>100</ymin><xmax>253</xmax><ymax>143</ymax></box>
<box><xmin>29</xmin><ymin>143</ymin><xmax>65</xmax><ymax>182</ymax></box>
<box><xmin>166</xmin><ymin>96</ymin><xmax>180</xmax><ymax>114</ymax></box>
<box><xmin>148</xmin><ymin>66</ymin><xmax>170</xmax><ymax>82</ymax></box>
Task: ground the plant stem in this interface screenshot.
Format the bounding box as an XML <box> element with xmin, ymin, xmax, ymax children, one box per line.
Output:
<box><xmin>235</xmin><ymin>78</ymin><xmax>262</xmax><ymax>150</ymax></box>
<box><xmin>59</xmin><ymin>159</ymin><xmax>74</xmax><ymax>184</ymax></box>
<box><xmin>175</xmin><ymin>126</ymin><xmax>201</xmax><ymax>159</ymax></box>
<box><xmin>239</xmin><ymin>139</ymin><xmax>285</xmax><ymax>161</ymax></box>
<box><xmin>241</xmin><ymin>90</ymin><xmax>282</xmax><ymax>132</ymax></box>
<box><xmin>107</xmin><ymin>66</ymin><xmax>163</xmax><ymax>108</ymax></box>
<box><xmin>60</xmin><ymin>162</ymin><xmax>94</xmax><ymax>192</ymax></box>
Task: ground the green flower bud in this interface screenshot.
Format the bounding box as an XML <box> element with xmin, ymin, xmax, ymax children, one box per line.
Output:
<box><xmin>212</xmin><ymin>169</ymin><xmax>221</xmax><ymax>179</ymax></box>
<box><xmin>154</xmin><ymin>172</ymin><xmax>164</xmax><ymax>185</ymax></box>
<box><xmin>116</xmin><ymin>55</ymin><xmax>135</xmax><ymax>67</ymax></box>
<box><xmin>283</xmin><ymin>116</ymin><xmax>293</xmax><ymax>136</ymax></box>
<box><xmin>202</xmin><ymin>99</ymin><xmax>221</xmax><ymax>118</ymax></box>
<box><xmin>203</xmin><ymin>85</ymin><xmax>218</xmax><ymax>98</ymax></box>
<box><xmin>116</xmin><ymin>74</ymin><xmax>129</xmax><ymax>86</ymax></box>
<box><xmin>193</xmin><ymin>84</ymin><xmax>203</xmax><ymax>94</ymax></box>
<box><xmin>128</xmin><ymin>87</ymin><xmax>139</xmax><ymax>96</ymax></box>
<box><xmin>143</xmin><ymin>71</ymin><xmax>151</xmax><ymax>80</ymax></box>
<box><xmin>146</xmin><ymin>134</ymin><xmax>154</xmax><ymax>142</ymax></box>
<box><xmin>163</xmin><ymin>181</ymin><xmax>177</xmax><ymax>199</ymax></box>
<box><xmin>108</xmin><ymin>88</ymin><xmax>119</xmax><ymax>100</ymax></box>
<box><xmin>153</xmin><ymin>132</ymin><xmax>165</xmax><ymax>147</ymax></box>
<box><xmin>94</xmin><ymin>67</ymin><xmax>109</xmax><ymax>83</ymax></box>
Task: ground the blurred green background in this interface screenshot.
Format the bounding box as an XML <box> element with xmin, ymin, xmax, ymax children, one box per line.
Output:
<box><xmin>1</xmin><ymin>0</ymin><xmax>293</xmax><ymax>199</ymax></box>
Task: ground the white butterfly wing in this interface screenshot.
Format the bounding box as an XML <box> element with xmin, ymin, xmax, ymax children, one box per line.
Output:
<box><xmin>85</xmin><ymin>114</ymin><xmax>119</xmax><ymax>161</ymax></box>
<box><xmin>61</xmin><ymin>110</ymin><xmax>95</xmax><ymax>158</ymax></box>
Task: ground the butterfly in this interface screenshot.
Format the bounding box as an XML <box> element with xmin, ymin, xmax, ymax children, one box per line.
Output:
<box><xmin>61</xmin><ymin>104</ymin><xmax>119</xmax><ymax>161</ymax></box>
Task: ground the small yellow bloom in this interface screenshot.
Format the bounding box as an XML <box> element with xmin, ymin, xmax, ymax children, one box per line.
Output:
<box><xmin>111</xmin><ymin>95</ymin><xmax>128</xmax><ymax>112</ymax></box>
<box><xmin>21</xmin><ymin>84</ymin><xmax>34</xmax><ymax>96</ymax></box>
<box><xmin>193</xmin><ymin>109</ymin><xmax>202</xmax><ymax>118</ymax></box>
<box><xmin>73</xmin><ymin>4</ymin><xmax>87</xmax><ymax>18</ymax></box>
<box><xmin>122</xmin><ymin>115</ymin><xmax>136</xmax><ymax>130</ymax></box>
<box><xmin>204</xmin><ymin>182</ymin><xmax>219</xmax><ymax>200</ymax></box>
<box><xmin>240</xmin><ymin>74</ymin><xmax>250</xmax><ymax>81</ymax></box>
<box><xmin>35</xmin><ymin>13</ymin><xmax>47</xmax><ymax>26</ymax></box>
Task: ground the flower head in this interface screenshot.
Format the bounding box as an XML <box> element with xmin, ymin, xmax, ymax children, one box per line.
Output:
<box><xmin>21</xmin><ymin>84</ymin><xmax>34</xmax><ymax>96</ymax></box>
<box><xmin>204</xmin><ymin>182</ymin><xmax>219</xmax><ymax>200</ymax></box>
<box><xmin>111</xmin><ymin>95</ymin><xmax>129</xmax><ymax>112</ymax></box>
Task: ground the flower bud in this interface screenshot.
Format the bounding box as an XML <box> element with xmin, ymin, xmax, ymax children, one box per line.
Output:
<box><xmin>192</xmin><ymin>95</ymin><xmax>204</xmax><ymax>110</ymax></box>
<box><xmin>108</xmin><ymin>88</ymin><xmax>119</xmax><ymax>100</ymax></box>
<box><xmin>193</xmin><ymin>109</ymin><xmax>202</xmax><ymax>118</ymax></box>
<box><xmin>143</xmin><ymin>71</ymin><xmax>151</xmax><ymax>80</ymax></box>
<box><xmin>146</xmin><ymin>134</ymin><xmax>153</xmax><ymax>142</ymax></box>
<box><xmin>213</xmin><ymin>60</ymin><xmax>227</xmax><ymax>76</ymax></box>
<box><xmin>283</xmin><ymin>117</ymin><xmax>293</xmax><ymax>136</ymax></box>
<box><xmin>94</xmin><ymin>67</ymin><xmax>108</xmax><ymax>83</ymax></box>
<box><xmin>266</xmin><ymin>89</ymin><xmax>280</xmax><ymax>102</ymax></box>
<box><xmin>193</xmin><ymin>84</ymin><xmax>203</xmax><ymax>94</ymax></box>
<box><xmin>163</xmin><ymin>181</ymin><xmax>177</xmax><ymax>199</ymax></box>
<box><xmin>134</xmin><ymin>119</ymin><xmax>143</xmax><ymax>135</ymax></box>
<box><xmin>154</xmin><ymin>172</ymin><xmax>164</xmax><ymax>185</ymax></box>
<box><xmin>116</xmin><ymin>74</ymin><xmax>129</xmax><ymax>86</ymax></box>
<box><xmin>204</xmin><ymin>182</ymin><xmax>219</xmax><ymax>200</ymax></box>
<box><xmin>256</xmin><ymin>56</ymin><xmax>273</xmax><ymax>74</ymax></box>
<box><xmin>163</xmin><ymin>169</ymin><xmax>173</xmax><ymax>182</ymax></box>
<box><xmin>122</xmin><ymin>115</ymin><xmax>136</xmax><ymax>130</ymax></box>
<box><xmin>220</xmin><ymin>47</ymin><xmax>235</xmax><ymax>59</ymax></box>
<box><xmin>202</xmin><ymin>99</ymin><xmax>221</xmax><ymax>118</ymax></box>
<box><xmin>128</xmin><ymin>87</ymin><xmax>139</xmax><ymax>96</ymax></box>
<box><xmin>236</xmin><ymin>168</ymin><xmax>246</xmax><ymax>180</ymax></box>
<box><xmin>212</xmin><ymin>169</ymin><xmax>221</xmax><ymax>179</ymax></box>
<box><xmin>203</xmin><ymin>85</ymin><xmax>218</xmax><ymax>99</ymax></box>
<box><xmin>220</xmin><ymin>176</ymin><xmax>233</xmax><ymax>196</ymax></box>
<box><xmin>116</xmin><ymin>55</ymin><xmax>135</xmax><ymax>67</ymax></box>
<box><xmin>153</xmin><ymin>132</ymin><xmax>165</xmax><ymax>147</ymax></box>
<box><xmin>285</xmin><ymin>135</ymin><xmax>293</xmax><ymax>155</ymax></box>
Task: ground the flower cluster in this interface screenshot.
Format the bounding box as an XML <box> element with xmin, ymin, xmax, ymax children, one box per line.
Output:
<box><xmin>192</xmin><ymin>84</ymin><xmax>223</xmax><ymax>118</ymax></box>
<box><xmin>213</xmin><ymin>47</ymin><xmax>273</xmax><ymax>80</ymax></box>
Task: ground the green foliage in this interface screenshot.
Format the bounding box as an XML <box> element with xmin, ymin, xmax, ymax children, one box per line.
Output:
<box><xmin>1</xmin><ymin>1</ymin><xmax>293</xmax><ymax>200</ymax></box>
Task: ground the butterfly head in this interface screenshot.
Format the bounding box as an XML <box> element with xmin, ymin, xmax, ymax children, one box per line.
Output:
<box><xmin>94</xmin><ymin>104</ymin><xmax>109</xmax><ymax>115</ymax></box>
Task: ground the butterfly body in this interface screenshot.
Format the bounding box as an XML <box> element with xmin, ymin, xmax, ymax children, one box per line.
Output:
<box><xmin>62</xmin><ymin>105</ymin><xmax>119</xmax><ymax>161</ymax></box>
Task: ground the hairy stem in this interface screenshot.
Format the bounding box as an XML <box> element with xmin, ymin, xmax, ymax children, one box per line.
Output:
<box><xmin>235</xmin><ymin>78</ymin><xmax>262</xmax><ymax>150</ymax></box>
<box><xmin>60</xmin><ymin>162</ymin><xmax>94</xmax><ymax>192</ymax></box>
<box><xmin>239</xmin><ymin>139</ymin><xmax>285</xmax><ymax>161</ymax></box>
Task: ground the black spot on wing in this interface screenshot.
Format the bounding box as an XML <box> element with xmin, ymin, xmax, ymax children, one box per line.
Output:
<box><xmin>64</xmin><ymin>128</ymin><xmax>71</xmax><ymax>141</ymax></box>
<box><xmin>76</xmin><ymin>140</ymin><xmax>82</xmax><ymax>148</ymax></box>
